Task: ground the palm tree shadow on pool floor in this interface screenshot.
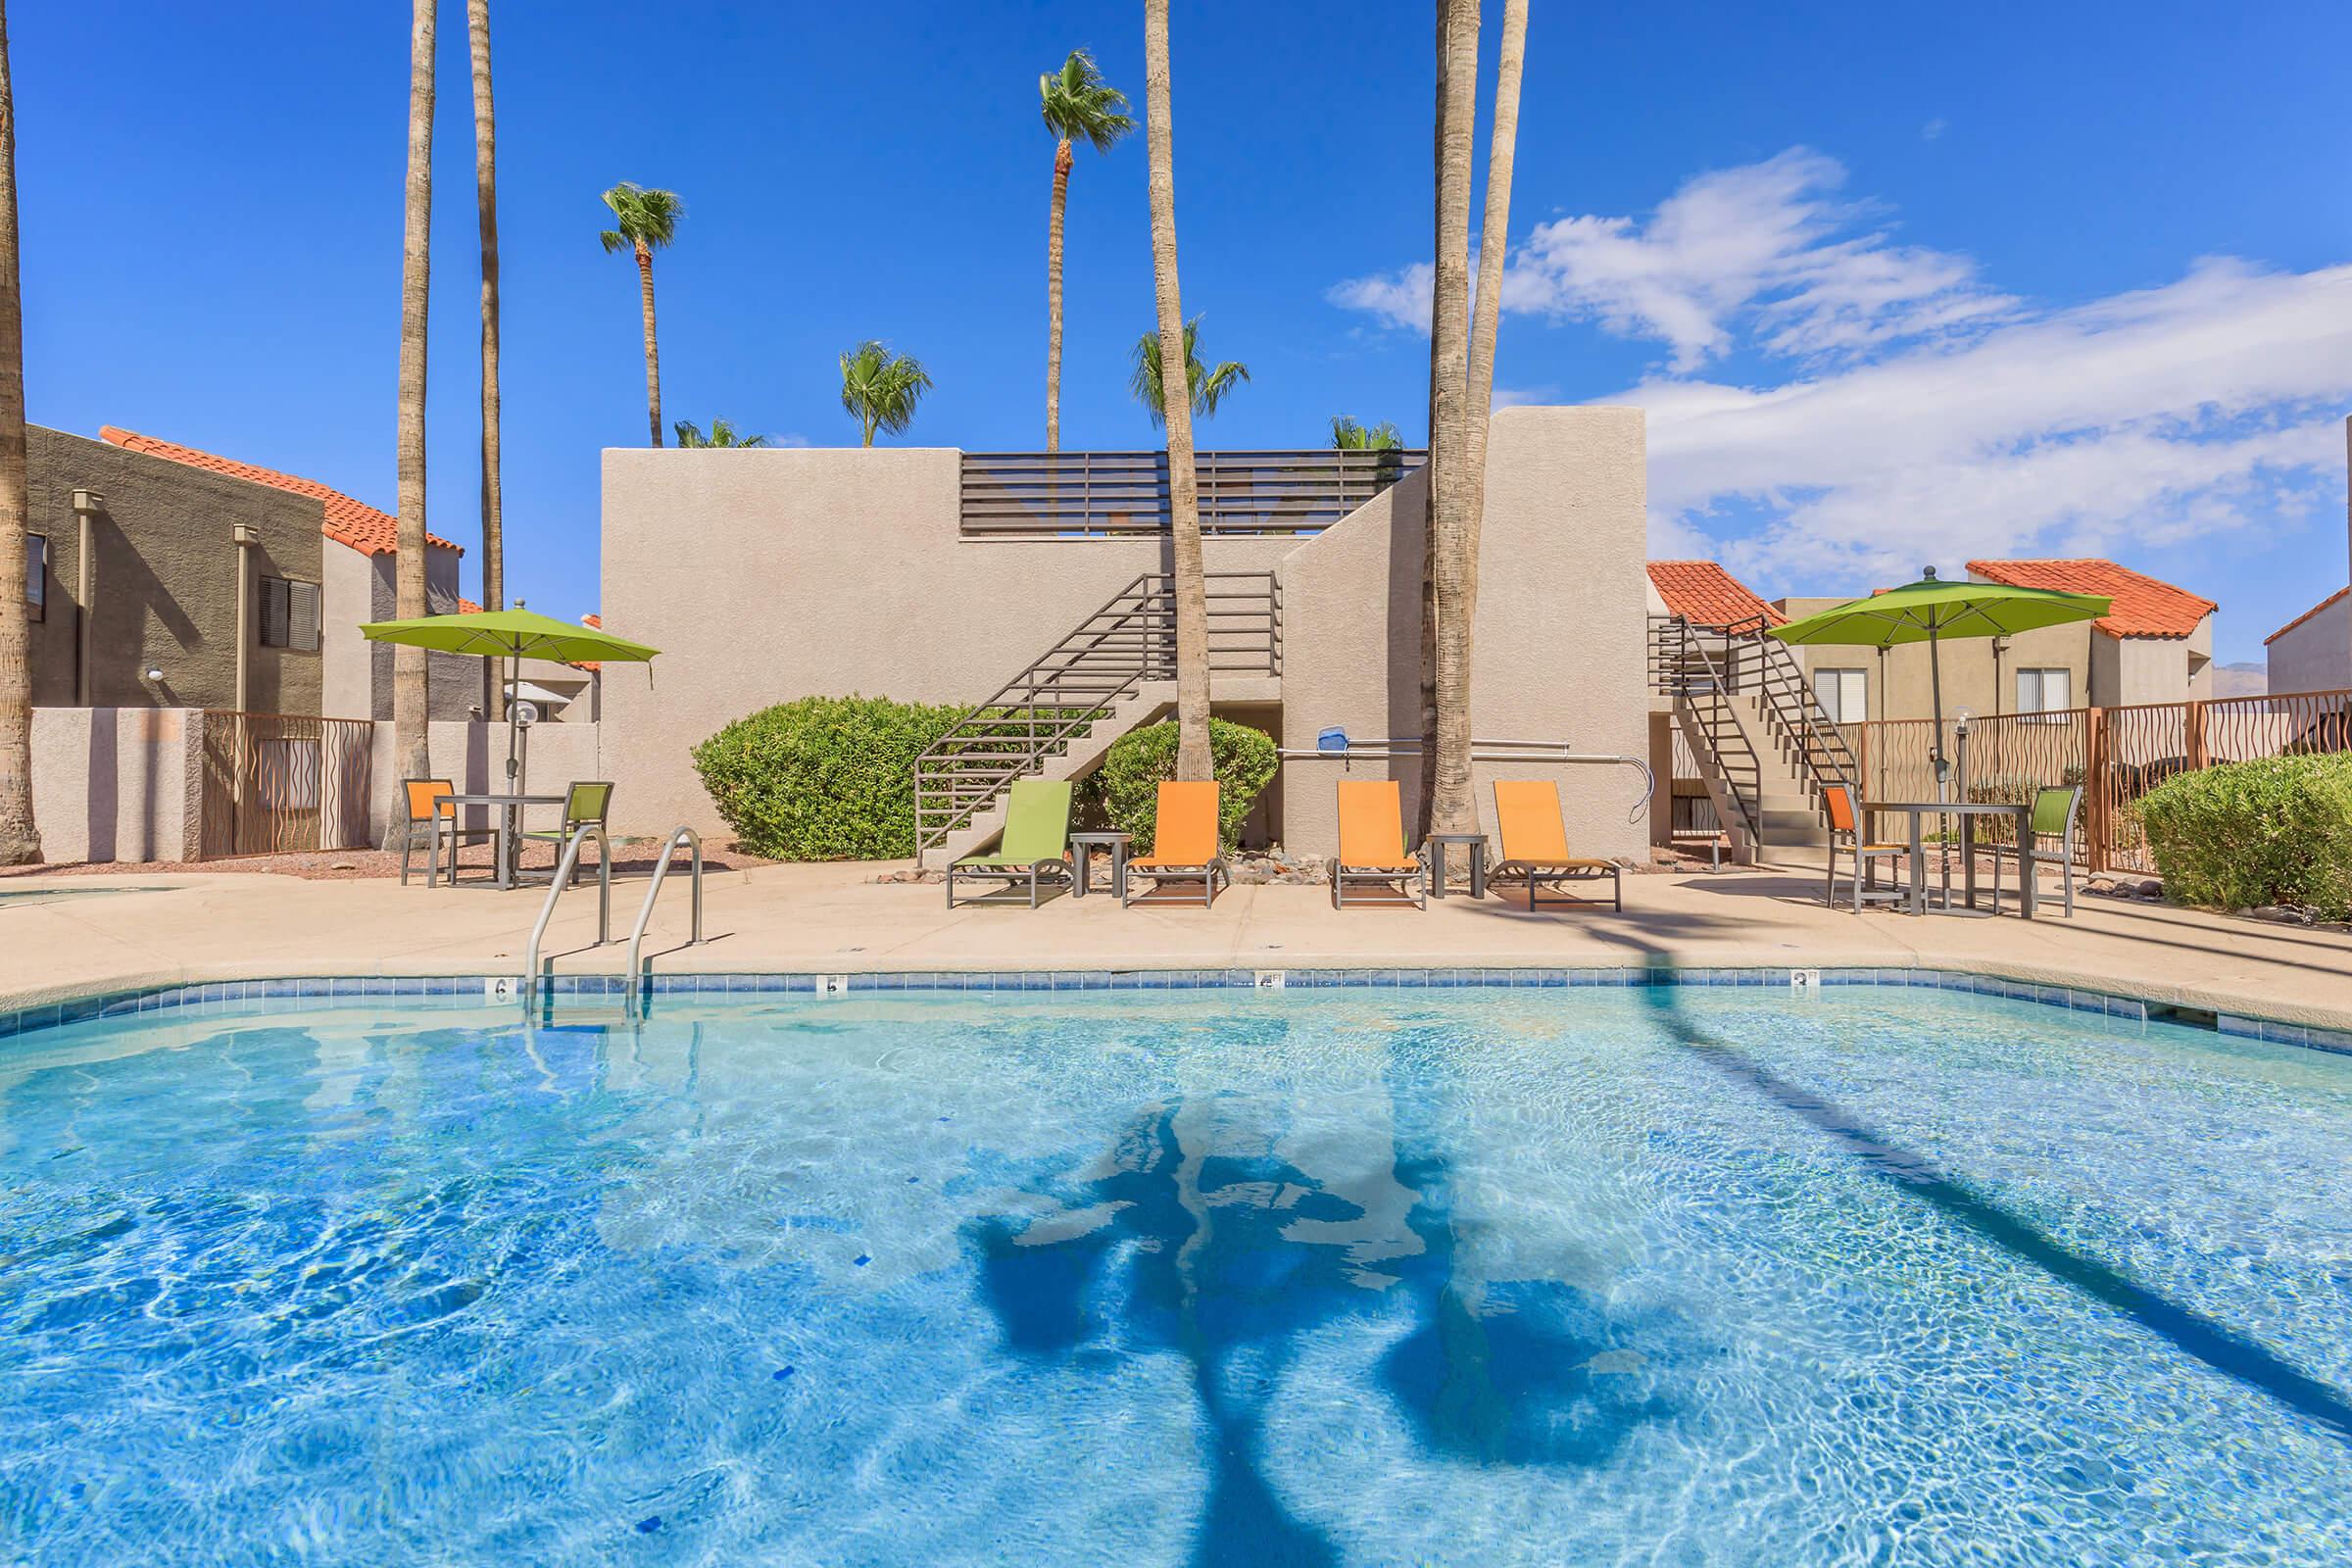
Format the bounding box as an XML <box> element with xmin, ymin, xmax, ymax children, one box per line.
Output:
<box><xmin>966</xmin><ymin>1064</ymin><xmax>1689</xmax><ymax>1567</ymax></box>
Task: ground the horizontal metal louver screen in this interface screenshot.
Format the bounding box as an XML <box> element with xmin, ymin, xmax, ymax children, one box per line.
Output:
<box><xmin>259</xmin><ymin>576</ymin><xmax>291</xmax><ymax>648</ymax></box>
<box><xmin>290</xmin><ymin>579</ymin><xmax>320</xmax><ymax>653</ymax></box>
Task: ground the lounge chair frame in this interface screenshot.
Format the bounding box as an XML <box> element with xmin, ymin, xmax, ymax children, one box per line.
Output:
<box><xmin>1121</xmin><ymin>860</ymin><xmax>1228</xmax><ymax>908</ymax></box>
<box><xmin>946</xmin><ymin>857</ymin><xmax>1073</xmax><ymax>909</ymax></box>
<box><xmin>1495</xmin><ymin>858</ymin><xmax>1621</xmax><ymax>912</ymax></box>
<box><xmin>1331</xmin><ymin>846</ymin><xmax>1428</xmax><ymax>909</ymax></box>
<box><xmin>1120</xmin><ymin>781</ymin><xmax>1231</xmax><ymax>909</ymax></box>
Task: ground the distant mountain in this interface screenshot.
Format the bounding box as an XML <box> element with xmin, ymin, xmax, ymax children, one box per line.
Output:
<box><xmin>2213</xmin><ymin>661</ymin><xmax>2266</xmax><ymax>698</ymax></box>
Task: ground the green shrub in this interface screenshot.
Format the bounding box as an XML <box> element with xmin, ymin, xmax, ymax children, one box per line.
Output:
<box><xmin>2138</xmin><ymin>755</ymin><xmax>2352</xmax><ymax>919</ymax></box>
<box><xmin>692</xmin><ymin>695</ymin><xmax>964</xmax><ymax>859</ymax></box>
<box><xmin>1090</xmin><ymin>718</ymin><xmax>1279</xmax><ymax>854</ymax></box>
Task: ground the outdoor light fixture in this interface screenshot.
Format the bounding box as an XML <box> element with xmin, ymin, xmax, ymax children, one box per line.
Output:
<box><xmin>143</xmin><ymin>666</ymin><xmax>164</xmax><ymax>683</ymax></box>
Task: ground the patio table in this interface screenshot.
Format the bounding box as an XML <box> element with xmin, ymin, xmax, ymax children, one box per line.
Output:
<box><xmin>443</xmin><ymin>793</ymin><xmax>564</xmax><ymax>891</ymax></box>
<box><xmin>1868</xmin><ymin>801</ymin><xmax>2035</xmax><ymax>919</ymax></box>
<box><xmin>1067</xmin><ymin>831</ymin><xmax>1132</xmax><ymax>901</ymax></box>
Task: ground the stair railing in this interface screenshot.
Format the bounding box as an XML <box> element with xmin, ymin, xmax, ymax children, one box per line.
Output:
<box><xmin>623</xmin><ymin>825</ymin><xmax>706</xmax><ymax>1018</ymax></box>
<box><xmin>521</xmin><ymin>824</ymin><xmax>611</xmax><ymax>1011</ymax></box>
<box><xmin>1720</xmin><ymin>612</ymin><xmax>1860</xmax><ymax>807</ymax></box>
<box><xmin>1649</xmin><ymin>615</ymin><xmax>1765</xmax><ymax>848</ymax></box>
<box><xmin>912</xmin><ymin>571</ymin><xmax>1281</xmax><ymax>853</ymax></box>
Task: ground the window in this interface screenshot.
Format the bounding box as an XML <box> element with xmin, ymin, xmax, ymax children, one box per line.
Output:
<box><xmin>1813</xmin><ymin>666</ymin><xmax>1868</xmax><ymax>724</ymax></box>
<box><xmin>258</xmin><ymin>576</ymin><xmax>320</xmax><ymax>652</ymax></box>
<box><xmin>24</xmin><ymin>534</ymin><xmax>43</xmax><ymax>622</ymax></box>
<box><xmin>2016</xmin><ymin>667</ymin><xmax>2072</xmax><ymax>716</ymax></box>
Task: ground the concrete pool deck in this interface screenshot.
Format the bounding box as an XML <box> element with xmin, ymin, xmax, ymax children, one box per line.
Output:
<box><xmin>1</xmin><ymin>861</ymin><xmax>2347</xmax><ymax>1032</ymax></box>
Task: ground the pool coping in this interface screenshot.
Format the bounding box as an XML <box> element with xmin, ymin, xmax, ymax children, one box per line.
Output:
<box><xmin>3</xmin><ymin>965</ymin><xmax>2347</xmax><ymax>1057</ymax></box>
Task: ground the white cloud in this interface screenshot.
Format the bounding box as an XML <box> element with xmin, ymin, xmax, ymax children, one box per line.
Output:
<box><xmin>1332</xmin><ymin>149</ymin><xmax>2352</xmax><ymax>589</ymax></box>
<box><xmin>1333</xmin><ymin>148</ymin><xmax>2013</xmax><ymax>369</ymax></box>
<box><xmin>1491</xmin><ymin>383</ymin><xmax>1559</xmax><ymax>410</ymax></box>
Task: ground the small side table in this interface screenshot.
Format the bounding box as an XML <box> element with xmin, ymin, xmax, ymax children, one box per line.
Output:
<box><xmin>1068</xmin><ymin>831</ymin><xmax>1133</xmax><ymax>901</ymax></box>
<box><xmin>1426</xmin><ymin>832</ymin><xmax>1489</xmax><ymax>900</ymax></box>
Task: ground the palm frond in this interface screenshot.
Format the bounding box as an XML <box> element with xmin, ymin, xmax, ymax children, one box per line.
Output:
<box><xmin>1132</xmin><ymin>317</ymin><xmax>1249</xmax><ymax>425</ymax></box>
<box><xmin>1330</xmin><ymin>416</ymin><xmax>1403</xmax><ymax>450</ymax></box>
<box><xmin>839</xmin><ymin>341</ymin><xmax>934</xmax><ymax>444</ymax></box>
<box><xmin>600</xmin><ymin>180</ymin><xmax>683</xmax><ymax>251</ymax></box>
<box><xmin>1040</xmin><ymin>47</ymin><xmax>1135</xmax><ymax>152</ymax></box>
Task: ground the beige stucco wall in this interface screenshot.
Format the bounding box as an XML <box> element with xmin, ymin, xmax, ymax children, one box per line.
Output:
<box><xmin>602</xmin><ymin>413</ymin><xmax>1650</xmax><ymax>857</ymax></box>
<box><xmin>601</xmin><ymin>447</ymin><xmax>1292</xmax><ymax>835</ymax></box>
<box><xmin>2268</xmin><ymin>597</ymin><xmax>2351</xmax><ymax>694</ymax></box>
<box><xmin>28</xmin><ymin>707</ymin><xmax>203</xmax><ymax>863</ymax></box>
<box><xmin>321</xmin><ymin>541</ymin><xmax>375</xmax><ymax>720</ymax></box>
<box><xmin>1276</xmin><ymin>406</ymin><xmax>1651</xmax><ymax>860</ymax></box>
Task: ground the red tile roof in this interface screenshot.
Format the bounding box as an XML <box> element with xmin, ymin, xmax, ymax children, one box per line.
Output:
<box><xmin>1645</xmin><ymin>562</ymin><xmax>1784</xmax><ymax>627</ymax></box>
<box><xmin>1965</xmin><ymin>559</ymin><xmax>2214</xmax><ymax>640</ymax></box>
<box><xmin>575</xmin><ymin>613</ymin><xmax>603</xmax><ymax>671</ymax></box>
<box><xmin>2266</xmin><ymin>585</ymin><xmax>2349</xmax><ymax>646</ymax></box>
<box><xmin>99</xmin><ymin>425</ymin><xmax>462</xmax><ymax>559</ymax></box>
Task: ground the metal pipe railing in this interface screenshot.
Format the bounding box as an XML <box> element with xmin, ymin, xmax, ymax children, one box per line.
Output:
<box><xmin>623</xmin><ymin>826</ymin><xmax>706</xmax><ymax>1017</ymax></box>
<box><xmin>521</xmin><ymin>823</ymin><xmax>610</xmax><ymax>1010</ymax></box>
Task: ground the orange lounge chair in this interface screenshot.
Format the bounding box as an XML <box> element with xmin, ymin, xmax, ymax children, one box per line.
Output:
<box><xmin>1493</xmin><ymin>779</ymin><xmax>1620</xmax><ymax>911</ymax></box>
<box><xmin>1121</xmin><ymin>781</ymin><xmax>1228</xmax><ymax>907</ymax></box>
<box><xmin>1331</xmin><ymin>779</ymin><xmax>1426</xmax><ymax>909</ymax></box>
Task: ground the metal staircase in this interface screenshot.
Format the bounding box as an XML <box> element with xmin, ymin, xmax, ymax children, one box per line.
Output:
<box><xmin>1650</xmin><ymin>616</ymin><xmax>1765</xmax><ymax>854</ymax></box>
<box><xmin>1723</xmin><ymin>612</ymin><xmax>1859</xmax><ymax>808</ymax></box>
<box><xmin>912</xmin><ymin>571</ymin><xmax>1281</xmax><ymax>860</ymax></box>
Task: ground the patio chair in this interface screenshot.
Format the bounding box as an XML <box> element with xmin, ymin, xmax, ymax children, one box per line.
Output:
<box><xmin>1331</xmin><ymin>779</ymin><xmax>1426</xmax><ymax>909</ymax></box>
<box><xmin>948</xmin><ymin>780</ymin><xmax>1074</xmax><ymax>909</ymax></box>
<box><xmin>518</xmin><ymin>781</ymin><xmax>614</xmax><ymax>887</ymax></box>
<box><xmin>1988</xmin><ymin>784</ymin><xmax>2082</xmax><ymax>918</ymax></box>
<box><xmin>1493</xmin><ymin>780</ymin><xmax>1621</xmax><ymax>912</ymax></box>
<box><xmin>1823</xmin><ymin>782</ymin><xmax>1904</xmax><ymax>913</ymax></box>
<box><xmin>397</xmin><ymin>778</ymin><xmax>491</xmax><ymax>888</ymax></box>
<box><xmin>1121</xmin><ymin>781</ymin><xmax>1229</xmax><ymax>908</ymax></box>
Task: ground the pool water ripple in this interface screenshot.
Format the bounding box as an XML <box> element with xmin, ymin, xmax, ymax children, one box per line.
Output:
<box><xmin>0</xmin><ymin>987</ymin><xmax>2347</xmax><ymax>1564</ymax></box>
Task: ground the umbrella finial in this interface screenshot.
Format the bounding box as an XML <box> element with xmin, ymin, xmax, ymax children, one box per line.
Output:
<box><xmin>1921</xmin><ymin>565</ymin><xmax>1938</xmax><ymax>580</ymax></box>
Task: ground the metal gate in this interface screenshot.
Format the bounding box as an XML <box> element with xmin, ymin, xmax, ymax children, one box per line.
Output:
<box><xmin>198</xmin><ymin>711</ymin><xmax>376</xmax><ymax>859</ymax></box>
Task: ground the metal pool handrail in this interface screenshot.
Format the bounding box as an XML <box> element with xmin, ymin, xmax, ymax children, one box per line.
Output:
<box><xmin>522</xmin><ymin>824</ymin><xmax>610</xmax><ymax>1010</ymax></box>
<box><xmin>623</xmin><ymin>825</ymin><xmax>706</xmax><ymax>1017</ymax></box>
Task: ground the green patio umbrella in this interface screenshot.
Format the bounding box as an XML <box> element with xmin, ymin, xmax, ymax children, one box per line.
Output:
<box><xmin>1770</xmin><ymin>566</ymin><xmax>2108</xmax><ymax>797</ymax></box>
<box><xmin>361</xmin><ymin>607</ymin><xmax>660</xmax><ymax>790</ymax></box>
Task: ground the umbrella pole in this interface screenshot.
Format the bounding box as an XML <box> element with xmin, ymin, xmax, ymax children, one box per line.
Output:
<box><xmin>1929</xmin><ymin>623</ymin><xmax>1948</xmax><ymax>803</ymax></box>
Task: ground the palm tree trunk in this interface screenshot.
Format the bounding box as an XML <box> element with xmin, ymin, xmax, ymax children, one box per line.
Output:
<box><xmin>636</xmin><ymin>242</ymin><xmax>662</xmax><ymax>447</ymax></box>
<box><xmin>467</xmin><ymin>0</ymin><xmax>501</xmax><ymax>609</ymax></box>
<box><xmin>0</xmin><ymin>2</ymin><xmax>39</xmax><ymax>864</ymax></box>
<box><xmin>1420</xmin><ymin>0</ymin><xmax>1479</xmax><ymax>860</ymax></box>
<box><xmin>1438</xmin><ymin>0</ymin><xmax>1528</xmax><ymax>848</ymax></box>
<box><xmin>467</xmin><ymin>0</ymin><xmax>504</xmax><ymax>741</ymax></box>
<box><xmin>1143</xmin><ymin>0</ymin><xmax>1212</xmax><ymax>781</ymax></box>
<box><xmin>392</xmin><ymin>0</ymin><xmax>434</xmax><ymax>792</ymax></box>
<box><xmin>1047</xmin><ymin>135</ymin><xmax>1072</xmax><ymax>452</ymax></box>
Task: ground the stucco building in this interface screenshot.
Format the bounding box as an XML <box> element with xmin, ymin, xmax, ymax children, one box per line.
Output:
<box><xmin>22</xmin><ymin>424</ymin><xmax>325</xmax><ymax>713</ymax></box>
<box><xmin>96</xmin><ymin>427</ymin><xmax>480</xmax><ymax>721</ymax></box>
<box><xmin>602</xmin><ymin>406</ymin><xmax>1654</xmax><ymax>863</ymax></box>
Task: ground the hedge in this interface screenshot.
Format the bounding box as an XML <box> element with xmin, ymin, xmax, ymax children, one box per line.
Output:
<box><xmin>1089</xmin><ymin>718</ymin><xmax>1279</xmax><ymax>854</ymax></box>
<box><xmin>692</xmin><ymin>695</ymin><xmax>964</xmax><ymax>860</ymax></box>
<box><xmin>2138</xmin><ymin>754</ymin><xmax>2352</xmax><ymax>920</ymax></box>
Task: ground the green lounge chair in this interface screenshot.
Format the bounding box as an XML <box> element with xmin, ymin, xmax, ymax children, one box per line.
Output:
<box><xmin>947</xmin><ymin>780</ymin><xmax>1075</xmax><ymax>908</ymax></box>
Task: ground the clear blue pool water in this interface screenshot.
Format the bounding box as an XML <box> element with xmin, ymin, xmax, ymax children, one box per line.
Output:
<box><xmin>3</xmin><ymin>986</ymin><xmax>2349</xmax><ymax>1565</ymax></box>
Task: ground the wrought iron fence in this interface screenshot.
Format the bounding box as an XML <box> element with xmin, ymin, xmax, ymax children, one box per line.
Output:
<box><xmin>959</xmin><ymin>449</ymin><xmax>1425</xmax><ymax>538</ymax></box>
<box><xmin>1836</xmin><ymin>689</ymin><xmax>2352</xmax><ymax>871</ymax></box>
<box><xmin>198</xmin><ymin>711</ymin><xmax>375</xmax><ymax>859</ymax></box>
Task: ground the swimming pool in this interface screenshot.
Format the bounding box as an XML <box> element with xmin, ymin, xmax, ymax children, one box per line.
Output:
<box><xmin>3</xmin><ymin>983</ymin><xmax>2347</xmax><ymax>1564</ymax></box>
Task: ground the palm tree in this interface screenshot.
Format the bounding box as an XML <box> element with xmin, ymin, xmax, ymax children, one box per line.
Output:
<box><xmin>1129</xmin><ymin>318</ymin><xmax>1249</xmax><ymax>427</ymax></box>
<box><xmin>673</xmin><ymin>417</ymin><xmax>768</xmax><ymax>449</ymax></box>
<box><xmin>1040</xmin><ymin>48</ymin><xmax>1134</xmax><ymax>452</ymax></box>
<box><xmin>392</xmin><ymin>0</ymin><xmax>435</xmax><ymax>791</ymax></box>
<box><xmin>838</xmin><ymin>341</ymin><xmax>933</xmax><ymax>447</ymax></box>
<box><xmin>466</xmin><ymin>0</ymin><xmax>504</xmax><ymax>731</ymax></box>
<box><xmin>1448</xmin><ymin>0</ymin><xmax>1530</xmax><ymax>805</ymax></box>
<box><xmin>599</xmin><ymin>182</ymin><xmax>682</xmax><ymax>447</ymax></box>
<box><xmin>1417</xmin><ymin>0</ymin><xmax>1479</xmax><ymax>850</ymax></box>
<box><xmin>1330</xmin><ymin>416</ymin><xmax>1402</xmax><ymax>450</ymax></box>
<box><xmin>0</xmin><ymin>2</ymin><xmax>37</xmax><ymax>863</ymax></box>
<box><xmin>1142</xmin><ymin>0</ymin><xmax>1211</xmax><ymax>781</ymax></box>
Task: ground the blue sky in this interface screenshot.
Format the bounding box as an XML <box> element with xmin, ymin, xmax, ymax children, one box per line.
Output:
<box><xmin>16</xmin><ymin>2</ymin><xmax>2352</xmax><ymax>662</ymax></box>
